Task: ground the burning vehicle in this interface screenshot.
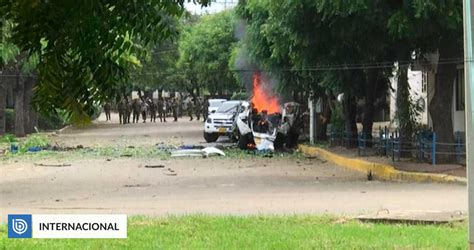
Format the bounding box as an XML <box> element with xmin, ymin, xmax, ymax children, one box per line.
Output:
<box><xmin>235</xmin><ymin>73</ymin><xmax>305</xmax><ymax>151</ymax></box>
<box><xmin>235</xmin><ymin>102</ymin><xmax>304</xmax><ymax>151</ymax></box>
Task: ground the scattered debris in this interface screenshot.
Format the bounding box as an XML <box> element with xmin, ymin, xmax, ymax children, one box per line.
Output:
<box><xmin>163</xmin><ymin>168</ymin><xmax>177</xmax><ymax>176</ymax></box>
<box><xmin>156</xmin><ymin>143</ymin><xmax>178</xmax><ymax>153</ymax></box>
<box><xmin>144</xmin><ymin>165</ymin><xmax>165</xmax><ymax>169</ymax></box>
<box><xmin>179</xmin><ymin>145</ymin><xmax>204</xmax><ymax>150</ymax></box>
<box><xmin>367</xmin><ymin>170</ymin><xmax>373</xmax><ymax>181</ymax></box>
<box><xmin>27</xmin><ymin>146</ymin><xmax>42</xmax><ymax>152</ymax></box>
<box><xmin>34</xmin><ymin>163</ymin><xmax>71</xmax><ymax>167</ymax></box>
<box><xmin>171</xmin><ymin>147</ymin><xmax>225</xmax><ymax>158</ymax></box>
<box><xmin>123</xmin><ymin>184</ymin><xmax>150</xmax><ymax>188</ymax></box>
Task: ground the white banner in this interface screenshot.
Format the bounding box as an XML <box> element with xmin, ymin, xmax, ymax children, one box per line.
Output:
<box><xmin>32</xmin><ymin>214</ymin><xmax>127</xmax><ymax>238</ymax></box>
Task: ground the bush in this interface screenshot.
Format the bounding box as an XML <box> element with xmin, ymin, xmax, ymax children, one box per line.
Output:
<box><xmin>0</xmin><ymin>134</ymin><xmax>18</xmax><ymax>143</ymax></box>
<box><xmin>329</xmin><ymin>103</ymin><xmax>344</xmax><ymax>134</ymax></box>
<box><xmin>38</xmin><ymin>113</ymin><xmax>66</xmax><ymax>130</ymax></box>
<box><xmin>231</xmin><ymin>91</ymin><xmax>248</xmax><ymax>101</ymax></box>
<box><xmin>23</xmin><ymin>134</ymin><xmax>50</xmax><ymax>149</ymax></box>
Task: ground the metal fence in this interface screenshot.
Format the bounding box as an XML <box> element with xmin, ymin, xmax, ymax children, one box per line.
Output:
<box><xmin>329</xmin><ymin>127</ymin><xmax>466</xmax><ymax>165</ymax></box>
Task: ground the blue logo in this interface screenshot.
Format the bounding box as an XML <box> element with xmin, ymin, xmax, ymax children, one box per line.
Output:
<box><xmin>8</xmin><ymin>214</ymin><xmax>32</xmax><ymax>238</ymax></box>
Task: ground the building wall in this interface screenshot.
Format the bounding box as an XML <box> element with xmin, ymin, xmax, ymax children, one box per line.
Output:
<box><xmin>389</xmin><ymin>67</ymin><xmax>429</xmax><ymax>125</ymax></box>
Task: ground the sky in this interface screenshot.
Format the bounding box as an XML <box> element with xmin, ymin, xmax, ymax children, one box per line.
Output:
<box><xmin>185</xmin><ymin>0</ymin><xmax>237</xmax><ymax>15</ymax></box>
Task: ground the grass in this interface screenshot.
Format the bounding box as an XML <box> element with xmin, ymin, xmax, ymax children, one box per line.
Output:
<box><xmin>1</xmin><ymin>143</ymin><xmax>305</xmax><ymax>163</ymax></box>
<box><xmin>0</xmin><ymin>146</ymin><xmax>171</xmax><ymax>163</ymax></box>
<box><xmin>0</xmin><ymin>215</ymin><xmax>466</xmax><ymax>249</ymax></box>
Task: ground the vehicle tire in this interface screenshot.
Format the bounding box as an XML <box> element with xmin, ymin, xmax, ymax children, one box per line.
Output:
<box><xmin>238</xmin><ymin>132</ymin><xmax>253</xmax><ymax>150</ymax></box>
<box><xmin>204</xmin><ymin>132</ymin><xmax>219</xmax><ymax>143</ymax></box>
<box><xmin>229</xmin><ymin>128</ymin><xmax>239</xmax><ymax>143</ymax></box>
<box><xmin>274</xmin><ymin>133</ymin><xmax>286</xmax><ymax>150</ymax></box>
<box><xmin>286</xmin><ymin>131</ymin><xmax>299</xmax><ymax>148</ymax></box>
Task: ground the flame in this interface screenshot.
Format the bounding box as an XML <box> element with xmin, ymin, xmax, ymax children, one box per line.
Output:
<box><xmin>251</xmin><ymin>73</ymin><xmax>281</xmax><ymax>114</ymax></box>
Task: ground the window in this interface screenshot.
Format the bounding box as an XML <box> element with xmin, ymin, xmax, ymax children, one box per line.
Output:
<box><xmin>456</xmin><ymin>68</ymin><xmax>465</xmax><ymax>111</ymax></box>
<box><xmin>422</xmin><ymin>71</ymin><xmax>428</xmax><ymax>93</ymax></box>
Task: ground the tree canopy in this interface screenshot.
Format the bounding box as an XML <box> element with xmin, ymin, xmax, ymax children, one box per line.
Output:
<box><xmin>1</xmin><ymin>0</ymin><xmax>209</xmax><ymax>121</ymax></box>
<box><xmin>177</xmin><ymin>10</ymin><xmax>239</xmax><ymax>96</ymax></box>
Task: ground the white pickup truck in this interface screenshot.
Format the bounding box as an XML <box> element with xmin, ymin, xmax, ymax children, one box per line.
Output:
<box><xmin>203</xmin><ymin>100</ymin><xmax>247</xmax><ymax>142</ymax></box>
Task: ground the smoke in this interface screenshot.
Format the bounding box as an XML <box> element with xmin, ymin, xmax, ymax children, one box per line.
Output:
<box><xmin>232</xmin><ymin>18</ymin><xmax>281</xmax><ymax>107</ymax></box>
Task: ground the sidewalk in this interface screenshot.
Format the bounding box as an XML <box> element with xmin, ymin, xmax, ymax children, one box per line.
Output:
<box><xmin>299</xmin><ymin>145</ymin><xmax>467</xmax><ymax>185</ymax></box>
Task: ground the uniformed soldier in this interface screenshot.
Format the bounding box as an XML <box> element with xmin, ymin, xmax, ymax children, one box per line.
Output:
<box><xmin>125</xmin><ymin>98</ymin><xmax>132</xmax><ymax>124</ymax></box>
<box><xmin>104</xmin><ymin>102</ymin><xmax>112</xmax><ymax>121</ymax></box>
<box><xmin>157</xmin><ymin>98</ymin><xmax>166</xmax><ymax>122</ymax></box>
<box><xmin>149</xmin><ymin>99</ymin><xmax>157</xmax><ymax>123</ymax></box>
<box><xmin>187</xmin><ymin>98</ymin><xmax>194</xmax><ymax>121</ymax></box>
<box><xmin>117</xmin><ymin>100</ymin><xmax>126</xmax><ymax>124</ymax></box>
<box><xmin>141</xmin><ymin>100</ymin><xmax>148</xmax><ymax>123</ymax></box>
<box><xmin>172</xmin><ymin>98</ymin><xmax>178</xmax><ymax>122</ymax></box>
<box><xmin>202</xmin><ymin>97</ymin><xmax>209</xmax><ymax>121</ymax></box>
<box><xmin>195</xmin><ymin>98</ymin><xmax>201</xmax><ymax>121</ymax></box>
<box><xmin>132</xmin><ymin>99</ymin><xmax>141</xmax><ymax>123</ymax></box>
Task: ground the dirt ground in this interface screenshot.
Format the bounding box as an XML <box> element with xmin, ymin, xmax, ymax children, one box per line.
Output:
<box><xmin>0</xmin><ymin>112</ymin><xmax>467</xmax><ymax>222</ymax></box>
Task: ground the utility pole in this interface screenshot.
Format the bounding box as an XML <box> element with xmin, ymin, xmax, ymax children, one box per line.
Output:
<box><xmin>463</xmin><ymin>0</ymin><xmax>474</xmax><ymax>248</ymax></box>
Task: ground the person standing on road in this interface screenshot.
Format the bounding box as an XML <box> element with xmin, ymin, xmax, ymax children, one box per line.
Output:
<box><xmin>202</xmin><ymin>97</ymin><xmax>209</xmax><ymax>121</ymax></box>
<box><xmin>187</xmin><ymin>98</ymin><xmax>194</xmax><ymax>121</ymax></box>
<box><xmin>125</xmin><ymin>98</ymin><xmax>132</xmax><ymax>124</ymax></box>
<box><xmin>195</xmin><ymin>98</ymin><xmax>201</xmax><ymax>121</ymax></box>
<box><xmin>132</xmin><ymin>99</ymin><xmax>141</xmax><ymax>123</ymax></box>
<box><xmin>172</xmin><ymin>98</ymin><xmax>178</xmax><ymax>122</ymax></box>
<box><xmin>117</xmin><ymin>100</ymin><xmax>126</xmax><ymax>124</ymax></box>
<box><xmin>141</xmin><ymin>99</ymin><xmax>148</xmax><ymax>123</ymax></box>
<box><xmin>104</xmin><ymin>102</ymin><xmax>112</xmax><ymax>121</ymax></box>
<box><xmin>157</xmin><ymin>97</ymin><xmax>166</xmax><ymax>122</ymax></box>
<box><xmin>149</xmin><ymin>98</ymin><xmax>157</xmax><ymax>123</ymax></box>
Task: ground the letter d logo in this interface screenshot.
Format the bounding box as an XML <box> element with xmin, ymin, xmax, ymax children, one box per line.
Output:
<box><xmin>8</xmin><ymin>214</ymin><xmax>32</xmax><ymax>238</ymax></box>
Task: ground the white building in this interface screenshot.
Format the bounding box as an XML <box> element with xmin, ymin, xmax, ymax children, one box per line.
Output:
<box><xmin>389</xmin><ymin>55</ymin><xmax>465</xmax><ymax>134</ymax></box>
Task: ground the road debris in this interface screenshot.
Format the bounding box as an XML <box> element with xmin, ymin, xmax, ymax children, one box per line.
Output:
<box><xmin>171</xmin><ymin>147</ymin><xmax>225</xmax><ymax>158</ymax></box>
<box><xmin>34</xmin><ymin>163</ymin><xmax>72</xmax><ymax>167</ymax></box>
<box><xmin>144</xmin><ymin>165</ymin><xmax>165</xmax><ymax>168</ymax></box>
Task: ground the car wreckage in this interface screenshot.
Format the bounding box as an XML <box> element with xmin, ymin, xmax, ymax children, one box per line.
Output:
<box><xmin>235</xmin><ymin>102</ymin><xmax>305</xmax><ymax>151</ymax></box>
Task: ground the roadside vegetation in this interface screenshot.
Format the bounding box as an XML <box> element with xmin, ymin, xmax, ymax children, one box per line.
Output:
<box><xmin>0</xmin><ymin>215</ymin><xmax>466</xmax><ymax>249</ymax></box>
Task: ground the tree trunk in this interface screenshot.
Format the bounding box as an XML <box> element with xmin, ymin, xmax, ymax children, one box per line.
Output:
<box><xmin>343</xmin><ymin>94</ymin><xmax>358</xmax><ymax>148</ymax></box>
<box><xmin>0</xmin><ymin>75</ymin><xmax>6</xmax><ymax>135</ymax></box>
<box><xmin>362</xmin><ymin>70</ymin><xmax>377</xmax><ymax>145</ymax></box>
<box><xmin>14</xmin><ymin>73</ymin><xmax>26</xmax><ymax>137</ymax></box>
<box><xmin>428</xmin><ymin>38</ymin><xmax>460</xmax><ymax>163</ymax></box>
<box><xmin>24</xmin><ymin>76</ymin><xmax>37</xmax><ymax>133</ymax></box>
<box><xmin>396</xmin><ymin>65</ymin><xmax>412</xmax><ymax>138</ymax></box>
<box><xmin>317</xmin><ymin>95</ymin><xmax>332</xmax><ymax>140</ymax></box>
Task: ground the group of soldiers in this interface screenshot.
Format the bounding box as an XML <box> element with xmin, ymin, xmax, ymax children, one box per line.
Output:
<box><xmin>103</xmin><ymin>96</ymin><xmax>209</xmax><ymax>124</ymax></box>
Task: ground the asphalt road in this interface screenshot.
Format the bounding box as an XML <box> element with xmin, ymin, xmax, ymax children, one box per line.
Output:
<box><xmin>0</xmin><ymin>113</ymin><xmax>467</xmax><ymax>221</ymax></box>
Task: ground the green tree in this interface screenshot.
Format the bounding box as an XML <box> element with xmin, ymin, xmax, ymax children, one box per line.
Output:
<box><xmin>177</xmin><ymin>10</ymin><xmax>239</xmax><ymax>96</ymax></box>
<box><xmin>1</xmin><ymin>0</ymin><xmax>210</xmax><ymax>122</ymax></box>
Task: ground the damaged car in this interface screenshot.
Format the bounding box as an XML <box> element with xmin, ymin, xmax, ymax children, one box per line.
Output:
<box><xmin>235</xmin><ymin>102</ymin><xmax>305</xmax><ymax>151</ymax></box>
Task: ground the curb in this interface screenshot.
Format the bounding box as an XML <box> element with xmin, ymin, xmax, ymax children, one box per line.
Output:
<box><xmin>299</xmin><ymin>145</ymin><xmax>467</xmax><ymax>185</ymax></box>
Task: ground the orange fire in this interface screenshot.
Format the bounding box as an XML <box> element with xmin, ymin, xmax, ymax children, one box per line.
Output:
<box><xmin>251</xmin><ymin>73</ymin><xmax>281</xmax><ymax>114</ymax></box>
